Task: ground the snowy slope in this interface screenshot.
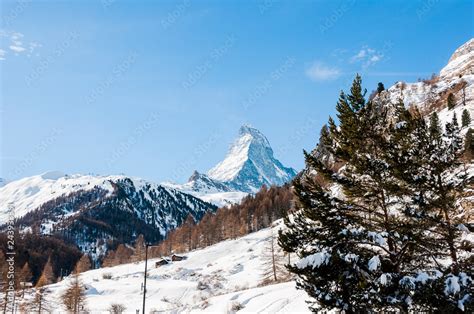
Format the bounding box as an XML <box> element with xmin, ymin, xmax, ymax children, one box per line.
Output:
<box><xmin>22</xmin><ymin>227</ymin><xmax>310</xmax><ymax>313</ymax></box>
<box><xmin>162</xmin><ymin>183</ymin><xmax>248</xmax><ymax>208</ymax></box>
<box><xmin>437</xmin><ymin>103</ymin><xmax>474</xmax><ymax>134</ymax></box>
<box><xmin>0</xmin><ymin>177</ymin><xmax>9</xmax><ymax>188</ymax></box>
<box><xmin>163</xmin><ymin>171</ymin><xmax>247</xmax><ymax>208</ymax></box>
<box><xmin>383</xmin><ymin>38</ymin><xmax>473</xmax><ymax>116</ymax></box>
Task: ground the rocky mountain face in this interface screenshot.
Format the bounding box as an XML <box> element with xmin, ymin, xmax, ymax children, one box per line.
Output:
<box><xmin>183</xmin><ymin>171</ymin><xmax>233</xmax><ymax>194</ymax></box>
<box><xmin>383</xmin><ymin>38</ymin><xmax>473</xmax><ymax>117</ymax></box>
<box><xmin>165</xmin><ymin>125</ymin><xmax>297</xmax><ymax>206</ymax></box>
<box><xmin>208</xmin><ymin>125</ymin><xmax>297</xmax><ymax>193</ymax></box>
<box><xmin>0</xmin><ymin>172</ymin><xmax>216</xmax><ymax>262</ymax></box>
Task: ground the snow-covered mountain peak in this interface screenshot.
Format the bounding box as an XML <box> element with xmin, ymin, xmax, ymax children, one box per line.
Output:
<box><xmin>166</xmin><ymin>126</ymin><xmax>296</xmax><ymax>205</ymax></box>
<box><xmin>440</xmin><ymin>38</ymin><xmax>473</xmax><ymax>79</ymax></box>
<box><xmin>40</xmin><ymin>170</ymin><xmax>66</xmax><ymax>180</ymax></box>
<box><xmin>207</xmin><ymin>128</ymin><xmax>254</xmax><ymax>183</ymax></box>
<box><xmin>185</xmin><ymin>170</ymin><xmax>232</xmax><ymax>193</ymax></box>
<box><xmin>188</xmin><ymin>170</ymin><xmax>201</xmax><ymax>182</ymax></box>
<box><xmin>207</xmin><ymin>125</ymin><xmax>296</xmax><ymax>193</ymax></box>
<box><xmin>1</xmin><ymin>171</ymin><xmax>217</xmax><ymax>260</ymax></box>
<box><xmin>238</xmin><ymin>124</ymin><xmax>271</xmax><ymax>147</ymax></box>
<box><xmin>381</xmin><ymin>38</ymin><xmax>473</xmax><ymax>116</ymax></box>
<box><xmin>0</xmin><ymin>177</ymin><xmax>9</xmax><ymax>188</ymax></box>
<box><xmin>447</xmin><ymin>38</ymin><xmax>473</xmax><ymax>63</ymax></box>
<box><xmin>0</xmin><ymin>172</ymin><xmax>214</xmax><ymax>222</ymax></box>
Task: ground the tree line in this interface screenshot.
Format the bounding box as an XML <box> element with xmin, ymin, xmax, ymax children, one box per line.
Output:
<box><xmin>102</xmin><ymin>184</ymin><xmax>293</xmax><ymax>266</ymax></box>
<box><xmin>0</xmin><ymin>245</ymin><xmax>91</xmax><ymax>313</ymax></box>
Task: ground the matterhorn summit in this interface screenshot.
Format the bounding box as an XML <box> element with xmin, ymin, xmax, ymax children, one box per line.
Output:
<box><xmin>165</xmin><ymin>125</ymin><xmax>297</xmax><ymax>206</ymax></box>
<box><xmin>208</xmin><ymin>125</ymin><xmax>297</xmax><ymax>193</ymax></box>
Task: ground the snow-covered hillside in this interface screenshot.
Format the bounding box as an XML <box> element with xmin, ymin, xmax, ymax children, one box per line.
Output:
<box><xmin>383</xmin><ymin>38</ymin><xmax>473</xmax><ymax>117</ymax></box>
<box><xmin>0</xmin><ymin>172</ymin><xmax>215</xmax><ymax>224</ymax></box>
<box><xmin>0</xmin><ymin>171</ymin><xmax>116</xmax><ymax>222</ymax></box>
<box><xmin>25</xmin><ymin>227</ymin><xmax>310</xmax><ymax>313</ymax></box>
<box><xmin>163</xmin><ymin>171</ymin><xmax>248</xmax><ymax>208</ymax></box>
<box><xmin>0</xmin><ymin>177</ymin><xmax>9</xmax><ymax>188</ymax></box>
<box><xmin>0</xmin><ymin>172</ymin><xmax>216</xmax><ymax>260</ymax></box>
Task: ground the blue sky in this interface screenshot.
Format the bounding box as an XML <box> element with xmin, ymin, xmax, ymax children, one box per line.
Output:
<box><xmin>1</xmin><ymin>0</ymin><xmax>472</xmax><ymax>183</ymax></box>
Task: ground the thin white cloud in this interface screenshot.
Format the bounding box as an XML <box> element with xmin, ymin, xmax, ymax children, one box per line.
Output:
<box><xmin>351</xmin><ymin>46</ymin><xmax>384</xmax><ymax>68</ymax></box>
<box><xmin>0</xmin><ymin>30</ymin><xmax>39</xmax><ymax>60</ymax></box>
<box><xmin>10</xmin><ymin>45</ymin><xmax>26</xmax><ymax>52</ymax></box>
<box><xmin>11</xmin><ymin>32</ymin><xmax>24</xmax><ymax>41</ymax></box>
<box><xmin>306</xmin><ymin>62</ymin><xmax>341</xmax><ymax>81</ymax></box>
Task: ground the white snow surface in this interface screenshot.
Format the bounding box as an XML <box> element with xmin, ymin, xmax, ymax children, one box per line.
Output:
<box><xmin>29</xmin><ymin>227</ymin><xmax>311</xmax><ymax>313</ymax></box>
<box><xmin>208</xmin><ymin>132</ymin><xmax>255</xmax><ymax>182</ymax></box>
<box><xmin>162</xmin><ymin>181</ymin><xmax>248</xmax><ymax>208</ymax></box>
<box><xmin>162</xmin><ymin>178</ymin><xmax>248</xmax><ymax>208</ymax></box>
<box><xmin>368</xmin><ymin>256</ymin><xmax>381</xmax><ymax>272</ymax></box>
<box><xmin>297</xmin><ymin>251</ymin><xmax>331</xmax><ymax>269</ymax></box>
<box><xmin>195</xmin><ymin>191</ymin><xmax>249</xmax><ymax>208</ymax></box>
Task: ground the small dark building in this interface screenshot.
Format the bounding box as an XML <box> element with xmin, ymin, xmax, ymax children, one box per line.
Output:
<box><xmin>171</xmin><ymin>254</ymin><xmax>186</xmax><ymax>261</ymax></box>
<box><xmin>155</xmin><ymin>259</ymin><xmax>169</xmax><ymax>267</ymax></box>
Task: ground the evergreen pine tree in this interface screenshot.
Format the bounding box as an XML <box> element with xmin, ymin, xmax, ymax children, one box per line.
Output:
<box><xmin>279</xmin><ymin>76</ymin><xmax>472</xmax><ymax>312</ymax></box>
<box><xmin>461</xmin><ymin>109</ymin><xmax>471</xmax><ymax>127</ymax></box>
<box><xmin>393</xmin><ymin>111</ymin><xmax>472</xmax><ymax>311</ymax></box>
<box><xmin>447</xmin><ymin>93</ymin><xmax>455</xmax><ymax>110</ymax></box>
<box><xmin>377</xmin><ymin>82</ymin><xmax>385</xmax><ymax>94</ymax></box>
<box><xmin>347</xmin><ymin>74</ymin><xmax>367</xmax><ymax>112</ymax></box>
<box><xmin>280</xmin><ymin>77</ymin><xmax>426</xmax><ymax>312</ymax></box>
<box><xmin>429</xmin><ymin>112</ymin><xmax>442</xmax><ymax>140</ymax></box>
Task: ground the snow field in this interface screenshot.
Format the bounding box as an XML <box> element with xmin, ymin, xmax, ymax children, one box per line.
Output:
<box><xmin>34</xmin><ymin>227</ymin><xmax>310</xmax><ymax>313</ymax></box>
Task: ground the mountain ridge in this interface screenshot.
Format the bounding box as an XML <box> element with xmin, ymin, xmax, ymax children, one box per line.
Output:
<box><xmin>383</xmin><ymin>38</ymin><xmax>473</xmax><ymax>117</ymax></box>
<box><xmin>0</xmin><ymin>172</ymin><xmax>217</xmax><ymax>261</ymax></box>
